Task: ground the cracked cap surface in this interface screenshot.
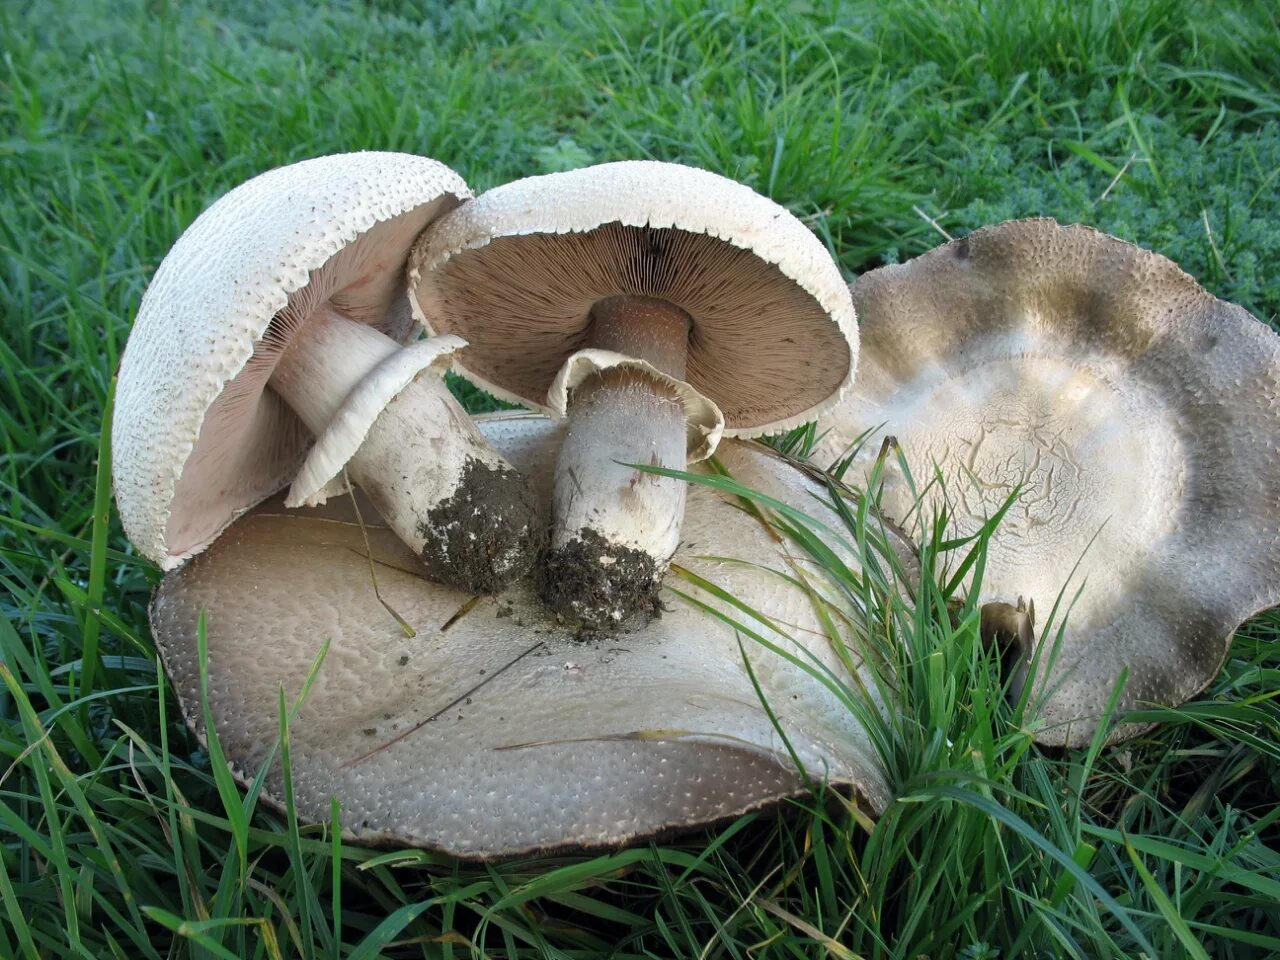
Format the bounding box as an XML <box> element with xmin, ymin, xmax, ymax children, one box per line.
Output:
<box><xmin>815</xmin><ymin>218</ymin><xmax>1280</xmax><ymax>746</ymax></box>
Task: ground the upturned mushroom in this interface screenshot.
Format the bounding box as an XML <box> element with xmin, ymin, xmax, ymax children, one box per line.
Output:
<box><xmin>814</xmin><ymin>218</ymin><xmax>1280</xmax><ymax>745</ymax></box>
<box><xmin>409</xmin><ymin>161</ymin><xmax>857</xmax><ymax>627</ymax></box>
<box><xmin>113</xmin><ymin>152</ymin><xmax>544</xmax><ymax>593</ymax></box>
<box><xmin>151</xmin><ymin>413</ymin><xmax>912</xmax><ymax>858</ymax></box>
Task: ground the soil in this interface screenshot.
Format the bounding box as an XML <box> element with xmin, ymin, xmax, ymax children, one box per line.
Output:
<box><xmin>417</xmin><ymin>457</ymin><xmax>547</xmax><ymax>595</ymax></box>
<box><xmin>538</xmin><ymin>527</ymin><xmax>662</xmax><ymax>629</ymax></box>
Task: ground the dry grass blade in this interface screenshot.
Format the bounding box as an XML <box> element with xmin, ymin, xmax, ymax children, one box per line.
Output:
<box><xmin>345</xmin><ymin>469</ymin><xmax>417</xmax><ymax>639</ymax></box>
<box><xmin>340</xmin><ymin>641</ymin><xmax>546</xmax><ymax>767</ymax></box>
<box><xmin>753</xmin><ymin>896</ymin><xmax>866</xmax><ymax>959</ymax></box>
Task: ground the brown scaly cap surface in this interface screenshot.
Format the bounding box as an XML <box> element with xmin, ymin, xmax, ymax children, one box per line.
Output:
<box><xmin>113</xmin><ymin>152</ymin><xmax>470</xmax><ymax>569</ymax></box>
<box><xmin>151</xmin><ymin>413</ymin><xmax>915</xmax><ymax>858</ymax></box>
<box><xmin>407</xmin><ymin>160</ymin><xmax>857</xmax><ymax>436</ymax></box>
<box><xmin>815</xmin><ymin>218</ymin><xmax>1280</xmax><ymax>746</ymax></box>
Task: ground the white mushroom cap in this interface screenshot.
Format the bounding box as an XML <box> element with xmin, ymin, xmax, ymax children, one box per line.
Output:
<box><xmin>113</xmin><ymin>152</ymin><xmax>471</xmax><ymax>569</ymax></box>
<box><xmin>408</xmin><ymin>160</ymin><xmax>857</xmax><ymax>435</ymax></box>
<box><xmin>151</xmin><ymin>413</ymin><xmax>911</xmax><ymax>858</ymax></box>
<box><xmin>815</xmin><ymin>218</ymin><xmax>1280</xmax><ymax>746</ymax></box>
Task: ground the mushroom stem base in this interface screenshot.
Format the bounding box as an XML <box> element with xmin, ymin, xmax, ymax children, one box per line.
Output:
<box><xmin>539</xmin><ymin>527</ymin><xmax>665</xmax><ymax>629</ymax></box>
<box><xmin>980</xmin><ymin>597</ymin><xmax>1036</xmax><ymax>691</ymax></box>
<box><xmin>351</xmin><ymin>379</ymin><xmax>546</xmax><ymax>594</ymax></box>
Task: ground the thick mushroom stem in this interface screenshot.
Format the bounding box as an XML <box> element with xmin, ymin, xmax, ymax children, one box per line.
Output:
<box><xmin>269</xmin><ymin>305</ymin><xmax>544</xmax><ymax>594</ymax></box>
<box><xmin>980</xmin><ymin>597</ymin><xmax>1036</xmax><ymax>686</ymax></box>
<box><xmin>541</xmin><ymin>296</ymin><xmax>692</xmax><ymax>626</ymax></box>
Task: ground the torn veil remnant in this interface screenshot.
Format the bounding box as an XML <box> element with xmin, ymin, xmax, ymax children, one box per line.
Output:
<box><xmin>151</xmin><ymin>413</ymin><xmax>915</xmax><ymax>859</ymax></box>
<box><xmin>113</xmin><ymin>152</ymin><xmax>544</xmax><ymax>593</ymax></box>
<box><xmin>815</xmin><ymin>218</ymin><xmax>1280</xmax><ymax>746</ymax></box>
<box><xmin>409</xmin><ymin>161</ymin><xmax>858</xmax><ymax>627</ymax></box>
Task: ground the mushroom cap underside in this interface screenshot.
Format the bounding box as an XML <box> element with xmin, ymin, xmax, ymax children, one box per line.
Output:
<box><xmin>408</xmin><ymin>160</ymin><xmax>857</xmax><ymax>435</ymax></box>
<box><xmin>152</xmin><ymin>414</ymin><xmax>912</xmax><ymax>858</ymax></box>
<box><xmin>815</xmin><ymin>217</ymin><xmax>1280</xmax><ymax>746</ymax></box>
<box><xmin>113</xmin><ymin>152</ymin><xmax>471</xmax><ymax>570</ymax></box>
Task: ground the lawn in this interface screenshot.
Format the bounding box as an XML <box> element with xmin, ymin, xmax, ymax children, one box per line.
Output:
<box><xmin>2</xmin><ymin>0</ymin><xmax>1278</xmax><ymax>956</ymax></box>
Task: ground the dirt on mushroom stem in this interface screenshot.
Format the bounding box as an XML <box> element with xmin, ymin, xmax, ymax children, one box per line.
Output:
<box><xmin>538</xmin><ymin>526</ymin><xmax>664</xmax><ymax>629</ymax></box>
<box><xmin>416</xmin><ymin>457</ymin><xmax>548</xmax><ymax>595</ymax></box>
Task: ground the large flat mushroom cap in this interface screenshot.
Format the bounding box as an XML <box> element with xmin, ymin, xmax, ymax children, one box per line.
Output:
<box><xmin>815</xmin><ymin>218</ymin><xmax>1280</xmax><ymax>746</ymax></box>
<box><xmin>113</xmin><ymin>152</ymin><xmax>471</xmax><ymax>570</ymax></box>
<box><xmin>151</xmin><ymin>414</ymin><xmax>909</xmax><ymax>858</ymax></box>
<box><xmin>408</xmin><ymin>161</ymin><xmax>857</xmax><ymax>435</ymax></box>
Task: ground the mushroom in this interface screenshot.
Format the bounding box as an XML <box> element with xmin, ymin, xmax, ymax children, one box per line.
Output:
<box><xmin>113</xmin><ymin>152</ymin><xmax>544</xmax><ymax>593</ymax></box>
<box><xmin>814</xmin><ymin>218</ymin><xmax>1280</xmax><ymax>745</ymax></box>
<box><xmin>408</xmin><ymin>161</ymin><xmax>857</xmax><ymax>627</ymax></box>
<box><xmin>151</xmin><ymin>412</ymin><xmax>911</xmax><ymax>858</ymax></box>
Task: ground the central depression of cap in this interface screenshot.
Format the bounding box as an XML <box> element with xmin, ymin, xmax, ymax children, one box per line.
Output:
<box><xmin>409</xmin><ymin>161</ymin><xmax>857</xmax><ymax>435</ymax></box>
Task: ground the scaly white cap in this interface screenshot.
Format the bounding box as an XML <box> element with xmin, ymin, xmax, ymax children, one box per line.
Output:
<box><xmin>113</xmin><ymin>152</ymin><xmax>471</xmax><ymax>569</ymax></box>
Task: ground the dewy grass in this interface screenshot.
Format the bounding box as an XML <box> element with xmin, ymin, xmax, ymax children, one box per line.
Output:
<box><xmin>2</xmin><ymin>0</ymin><xmax>1278</xmax><ymax>956</ymax></box>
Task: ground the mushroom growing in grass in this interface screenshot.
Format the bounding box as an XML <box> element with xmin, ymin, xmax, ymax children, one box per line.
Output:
<box><xmin>815</xmin><ymin>218</ymin><xmax>1280</xmax><ymax>745</ymax></box>
<box><xmin>113</xmin><ymin>152</ymin><xmax>544</xmax><ymax>593</ymax></box>
<box><xmin>151</xmin><ymin>413</ymin><xmax>914</xmax><ymax>858</ymax></box>
<box><xmin>409</xmin><ymin>161</ymin><xmax>857</xmax><ymax>626</ymax></box>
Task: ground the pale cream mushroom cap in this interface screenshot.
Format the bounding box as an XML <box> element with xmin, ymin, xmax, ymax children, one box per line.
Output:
<box><xmin>408</xmin><ymin>160</ymin><xmax>857</xmax><ymax>436</ymax></box>
<box><xmin>113</xmin><ymin>152</ymin><xmax>471</xmax><ymax>570</ymax></box>
<box><xmin>814</xmin><ymin>218</ymin><xmax>1280</xmax><ymax>746</ymax></box>
<box><xmin>151</xmin><ymin>413</ymin><xmax>913</xmax><ymax>858</ymax></box>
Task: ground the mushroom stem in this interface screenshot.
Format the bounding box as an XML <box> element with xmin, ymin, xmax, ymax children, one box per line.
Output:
<box><xmin>589</xmin><ymin>295</ymin><xmax>691</xmax><ymax>376</ymax></box>
<box><xmin>541</xmin><ymin>296</ymin><xmax>692</xmax><ymax>626</ymax></box>
<box><xmin>269</xmin><ymin>304</ymin><xmax>398</xmax><ymax>428</ymax></box>
<box><xmin>980</xmin><ymin>598</ymin><xmax>1036</xmax><ymax>689</ymax></box>
<box><xmin>270</xmin><ymin>305</ymin><xmax>544</xmax><ymax>594</ymax></box>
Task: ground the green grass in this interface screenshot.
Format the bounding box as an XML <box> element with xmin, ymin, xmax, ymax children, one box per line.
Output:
<box><xmin>2</xmin><ymin>0</ymin><xmax>1278</xmax><ymax>956</ymax></box>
